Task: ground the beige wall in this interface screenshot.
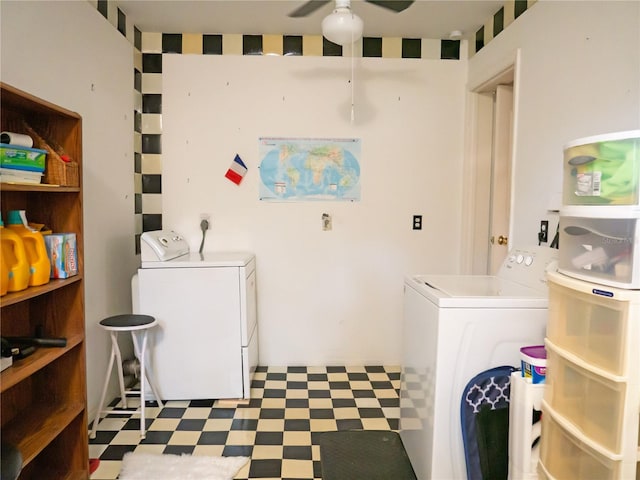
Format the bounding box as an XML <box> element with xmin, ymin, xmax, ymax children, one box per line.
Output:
<box><xmin>161</xmin><ymin>53</ymin><xmax>467</xmax><ymax>365</ymax></box>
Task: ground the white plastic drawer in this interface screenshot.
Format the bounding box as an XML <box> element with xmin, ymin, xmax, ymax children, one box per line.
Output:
<box><xmin>563</xmin><ymin>130</ymin><xmax>640</xmax><ymax>207</ymax></box>
<box><xmin>539</xmin><ymin>411</ymin><xmax>622</xmax><ymax>480</ymax></box>
<box><xmin>558</xmin><ymin>214</ymin><xmax>640</xmax><ymax>289</ymax></box>
<box><xmin>546</xmin><ymin>272</ymin><xmax>631</xmax><ymax>376</ymax></box>
<box><xmin>544</xmin><ymin>345</ymin><xmax>626</xmax><ymax>453</ymax></box>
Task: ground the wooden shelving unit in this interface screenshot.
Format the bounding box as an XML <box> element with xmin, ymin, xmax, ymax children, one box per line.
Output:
<box><xmin>1</xmin><ymin>82</ymin><xmax>88</xmax><ymax>479</ymax></box>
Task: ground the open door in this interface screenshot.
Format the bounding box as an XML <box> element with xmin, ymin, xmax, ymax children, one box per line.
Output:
<box><xmin>462</xmin><ymin>64</ymin><xmax>516</xmax><ymax>274</ymax></box>
<box><xmin>488</xmin><ymin>85</ymin><xmax>513</xmax><ymax>273</ymax></box>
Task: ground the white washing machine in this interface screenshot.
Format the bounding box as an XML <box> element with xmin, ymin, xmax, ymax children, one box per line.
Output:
<box><xmin>400</xmin><ymin>246</ymin><xmax>557</xmax><ymax>480</ymax></box>
<box><xmin>132</xmin><ymin>230</ymin><xmax>258</xmax><ymax>400</ymax></box>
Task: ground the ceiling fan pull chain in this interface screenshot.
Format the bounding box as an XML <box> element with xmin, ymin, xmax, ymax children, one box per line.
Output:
<box><xmin>350</xmin><ymin>22</ymin><xmax>355</xmax><ymax>124</ymax></box>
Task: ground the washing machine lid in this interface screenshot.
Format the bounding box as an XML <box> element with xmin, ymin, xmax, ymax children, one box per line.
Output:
<box><xmin>407</xmin><ymin>274</ymin><xmax>548</xmax><ymax>308</ymax></box>
<box><xmin>141</xmin><ymin>251</ymin><xmax>254</xmax><ymax>269</ymax></box>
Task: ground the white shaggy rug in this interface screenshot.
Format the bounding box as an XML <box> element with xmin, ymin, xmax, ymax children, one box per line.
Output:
<box><xmin>118</xmin><ymin>452</ymin><xmax>249</xmax><ymax>480</ymax></box>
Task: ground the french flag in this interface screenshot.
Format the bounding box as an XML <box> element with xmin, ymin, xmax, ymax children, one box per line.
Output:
<box><xmin>225</xmin><ymin>154</ymin><xmax>247</xmax><ymax>185</ymax></box>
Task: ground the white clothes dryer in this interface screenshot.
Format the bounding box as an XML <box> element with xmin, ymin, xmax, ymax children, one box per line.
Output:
<box><xmin>132</xmin><ymin>230</ymin><xmax>258</xmax><ymax>400</ymax></box>
<box><xmin>400</xmin><ymin>246</ymin><xmax>557</xmax><ymax>480</ymax></box>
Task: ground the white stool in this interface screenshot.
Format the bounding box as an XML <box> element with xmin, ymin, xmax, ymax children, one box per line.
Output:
<box><xmin>90</xmin><ymin>314</ymin><xmax>163</xmax><ymax>439</ymax></box>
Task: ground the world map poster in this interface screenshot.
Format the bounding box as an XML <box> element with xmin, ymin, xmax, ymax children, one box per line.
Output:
<box><xmin>258</xmin><ymin>137</ymin><xmax>361</xmax><ymax>202</ymax></box>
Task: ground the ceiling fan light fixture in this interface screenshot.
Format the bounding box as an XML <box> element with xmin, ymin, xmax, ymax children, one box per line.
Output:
<box><xmin>322</xmin><ymin>7</ymin><xmax>363</xmax><ymax>46</ymax></box>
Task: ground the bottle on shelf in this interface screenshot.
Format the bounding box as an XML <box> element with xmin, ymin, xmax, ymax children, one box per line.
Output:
<box><xmin>6</xmin><ymin>210</ymin><xmax>50</xmax><ymax>287</ymax></box>
<box><xmin>0</xmin><ymin>214</ymin><xmax>30</xmax><ymax>292</ymax></box>
<box><xmin>0</xmin><ymin>216</ymin><xmax>10</xmax><ymax>296</ymax></box>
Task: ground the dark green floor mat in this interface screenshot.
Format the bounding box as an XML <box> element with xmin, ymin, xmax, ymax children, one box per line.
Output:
<box><xmin>318</xmin><ymin>430</ymin><xmax>417</xmax><ymax>480</ymax></box>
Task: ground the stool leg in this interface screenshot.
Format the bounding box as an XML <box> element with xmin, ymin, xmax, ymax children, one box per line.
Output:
<box><xmin>90</xmin><ymin>340</ymin><xmax>117</xmax><ymax>439</ymax></box>
<box><xmin>111</xmin><ymin>331</ymin><xmax>128</xmax><ymax>409</ymax></box>
<box><xmin>132</xmin><ymin>330</ymin><xmax>148</xmax><ymax>438</ymax></box>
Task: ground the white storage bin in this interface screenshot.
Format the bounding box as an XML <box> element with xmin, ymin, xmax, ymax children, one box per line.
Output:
<box><xmin>546</xmin><ymin>271</ymin><xmax>638</xmax><ymax>376</ymax></box>
<box><xmin>563</xmin><ymin>130</ymin><xmax>640</xmax><ymax>206</ymax></box>
<box><xmin>544</xmin><ymin>344</ymin><xmax>626</xmax><ymax>453</ymax></box>
<box><xmin>558</xmin><ymin>210</ymin><xmax>640</xmax><ymax>288</ymax></box>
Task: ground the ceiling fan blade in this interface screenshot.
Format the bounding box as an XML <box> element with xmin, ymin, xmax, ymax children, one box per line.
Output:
<box><xmin>288</xmin><ymin>0</ymin><xmax>332</xmax><ymax>18</ymax></box>
<box><xmin>366</xmin><ymin>0</ymin><xmax>414</xmax><ymax>13</ymax></box>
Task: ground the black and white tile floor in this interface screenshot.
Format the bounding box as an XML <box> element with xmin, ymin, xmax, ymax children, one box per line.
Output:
<box><xmin>89</xmin><ymin>365</ymin><xmax>401</xmax><ymax>479</ymax></box>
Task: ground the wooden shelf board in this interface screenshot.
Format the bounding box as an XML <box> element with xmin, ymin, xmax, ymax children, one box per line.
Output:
<box><xmin>1</xmin><ymin>82</ymin><xmax>81</xmax><ymax>120</ymax></box>
<box><xmin>1</xmin><ymin>400</ymin><xmax>85</xmax><ymax>466</ymax></box>
<box><xmin>0</xmin><ymin>276</ymin><xmax>82</xmax><ymax>308</ymax></box>
<box><xmin>0</xmin><ymin>333</ymin><xmax>83</xmax><ymax>392</ymax></box>
<box><xmin>0</xmin><ymin>182</ymin><xmax>80</xmax><ymax>193</ymax></box>
<box><xmin>64</xmin><ymin>471</ymin><xmax>90</xmax><ymax>480</ymax></box>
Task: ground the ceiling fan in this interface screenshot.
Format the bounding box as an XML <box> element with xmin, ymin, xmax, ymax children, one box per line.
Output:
<box><xmin>289</xmin><ymin>0</ymin><xmax>415</xmax><ymax>45</ymax></box>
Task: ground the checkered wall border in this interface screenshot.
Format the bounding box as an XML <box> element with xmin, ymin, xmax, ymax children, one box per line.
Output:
<box><xmin>94</xmin><ymin>0</ymin><xmax>536</xmax><ymax>58</ymax></box>
<box><xmin>139</xmin><ymin>33</ymin><xmax>461</xmax><ymax>60</ymax></box>
<box><xmin>90</xmin><ymin>0</ymin><xmax>535</xmax><ymax>253</ymax></box>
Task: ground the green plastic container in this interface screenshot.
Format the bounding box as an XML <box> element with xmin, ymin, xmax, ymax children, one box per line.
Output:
<box><xmin>563</xmin><ymin>131</ymin><xmax>640</xmax><ymax>206</ymax></box>
<box><xmin>0</xmin><ymin>143</ymin><xmax>46</xmax><ymax>172</ymax></box>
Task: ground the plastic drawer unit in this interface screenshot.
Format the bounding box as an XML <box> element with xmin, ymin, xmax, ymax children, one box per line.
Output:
<box><xmin>537</xmin><ymin>412</ymin><xmax>630</xmax><ymax>480</ymax></box>
<box><xmin>544</xmin><ymin>344</ymin><xmax>627</xmax><ymax>453</ymax></box>
<box><xmin>546</xmin><ymin>271</ymin><xmax>633</xmax><ymax>376</ymax></box>
<box><xmin>563</xmin><ymin>130</ymin><xmax>640</xmax><ymax>207</ymax></box>
<box><xmin>539</xmin><ymin>271</ymin><xmax>640</xmax><ymax>480</ymax></box>
<box><xmin>558</xmin><ymin>208</ymin><xmax>640</xmax><ymax>289</ymax></box>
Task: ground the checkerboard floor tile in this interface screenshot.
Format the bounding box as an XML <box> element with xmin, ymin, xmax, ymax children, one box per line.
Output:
<box><xmin>89</xmin><ymin>365</ymin><xmax>401</xmax><ymax>479</ymax></box>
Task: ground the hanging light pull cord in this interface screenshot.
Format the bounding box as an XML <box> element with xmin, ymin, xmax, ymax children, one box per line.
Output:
<box><xmin>350</xmin><ymin>15</ymin><xmax>355</xmax><ymax>124</ymax></box>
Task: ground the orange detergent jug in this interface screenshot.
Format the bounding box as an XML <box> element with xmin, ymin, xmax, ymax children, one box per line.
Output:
<box><xmin>0</xmin><ymin>216</ymin><xmax>10</xmax><ymax>295</ymax></box>
<box><xmin>0</xmin><ymin>215</ymin><xmax>30</xmax><ymax>292</ymax></box>
<box><xmin>6</xmin><ymin>210</ymin><xmax>51</xmax><ymax>287</ymax></box>
<box><xmin>0</xmin><ymin>244</ymin><xmax>8</xmax><ymax>296</ymax></box>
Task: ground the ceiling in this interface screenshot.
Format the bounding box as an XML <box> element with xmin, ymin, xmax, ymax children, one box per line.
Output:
<box><xmin>114</xmin><ymin>0</ymin><xmax>503</xmax><ymax>40</ymax></box>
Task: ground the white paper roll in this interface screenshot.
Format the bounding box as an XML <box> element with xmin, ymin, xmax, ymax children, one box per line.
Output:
<box><xmin>1</xmin><ymin>131</ymin><xmax>34</xmax><ymax>148</ymax></box>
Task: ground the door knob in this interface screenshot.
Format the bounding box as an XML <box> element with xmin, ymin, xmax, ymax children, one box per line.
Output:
<box><xmin>490</xmin><ymin>235</ymin><xmax>509</xmax><ymax>245</ymax></box>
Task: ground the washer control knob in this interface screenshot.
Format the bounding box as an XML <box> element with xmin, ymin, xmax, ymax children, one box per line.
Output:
<box><xmin>516</xmin><ymin>254</ymin><xmax>524</xmax><ymax>264</ymax></box>
<box><xmin>524</xmin><ymin>256</ymin><xmax>534</xmax><ymax>266</ymax></box>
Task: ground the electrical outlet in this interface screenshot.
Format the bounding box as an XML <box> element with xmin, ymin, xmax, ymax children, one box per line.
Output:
<box><xmin>413</xmin><ymin>215</ymin><xmax>422</xmax><ymax>230</ymax></box>
<box><xmin>539</xmin><ymin>220</ymin><xmax>549</xmax><ymax>243</ymax></box>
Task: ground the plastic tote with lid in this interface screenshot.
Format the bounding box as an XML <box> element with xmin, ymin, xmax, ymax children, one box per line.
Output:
<box><xmin>563</xmin><ymin>130</ymin><xmax>640</xmax><ymax>206</ymax></box>
<box><xmin>0</xmin><ymin>214</ymin><xmax>30</xmax><ymax>292</ymax></box>
<box><xmin>6</xmin><ymin>210</ymin><xmax>50</xmax><ymax>287</ymax></box>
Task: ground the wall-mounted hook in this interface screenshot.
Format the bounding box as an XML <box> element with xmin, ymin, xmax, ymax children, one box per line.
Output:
<box><xmin>322</xmin><ymin>213</ymin><xmax>332</xmax><ymax>231</ymax></box>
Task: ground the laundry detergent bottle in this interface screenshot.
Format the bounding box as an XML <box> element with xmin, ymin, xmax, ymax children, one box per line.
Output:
<box><xmin>0</xmin><ymin>216</ymin><xmax>10</xmax><ymax>296</ymax></box>
<box><xmin>0</xmin><ymin>238</ymin><xmax>8</xmax><ymax>296</ymax></box>
<box><xmin>0</xmin><ymin>214</ymin><xmax>30</xmax><ymax>292</ymax></box>
<box><xmin>7</xmin><ymin>210</ymin><xmax>51</xmax><ymax>287</ymax></box>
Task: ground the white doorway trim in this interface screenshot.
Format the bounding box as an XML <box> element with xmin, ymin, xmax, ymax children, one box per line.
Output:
<box><xmin>460</xmin><ymin>49</ymin><xmax>522</xmax><ymax>274</ymax></box>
